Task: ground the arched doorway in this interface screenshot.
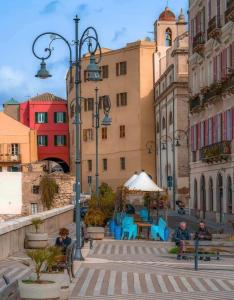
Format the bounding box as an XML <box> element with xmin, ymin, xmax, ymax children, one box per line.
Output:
<box><xmin>41</xmin><ymin>157</ymin><xmax>70</xmax><ymax>173</ymax></box>
<box><xmin>200</xmin><ymin>175</ymin><xmax>206</xmax><ymax>219</ymax></box>
<box><xmin>194</xmin><ymin>179</ymin><xmax>198</xmax><ymax>211</ymax></box>
<box><xmin>216</xmin><ymin>173</ymin><xmax>223</xmax><ymax>223</ymax></box>
<box><xmin>227</xmin><ymin>176</ymin><xmax>232</xmax><ymax>214</ymax></box>
<box><xmin>208</xmin><ymin>177</ymin><xmax>213</xmax><ymax>212</ymax></box>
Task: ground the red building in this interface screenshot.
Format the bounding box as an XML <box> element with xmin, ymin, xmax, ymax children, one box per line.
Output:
<box><xmin>20</xmin><ymin>93</ymin><xmax>70</xmax><ymax>172</ymax></box>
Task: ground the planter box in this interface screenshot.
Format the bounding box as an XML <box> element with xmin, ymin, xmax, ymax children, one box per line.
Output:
<box><xmin>25</xmin><ymin>233</ymin><xmax>48</xmax><ymax>249</ymax></box>
<box><xmin>87</xmin><ymin>227</ymin><xmax>105</xmax><ymax>240</ymax></box>
<box><xmin>18</xmin><ymin>280</ymin><xmax>60</xmax><ymax>299</ymax></box>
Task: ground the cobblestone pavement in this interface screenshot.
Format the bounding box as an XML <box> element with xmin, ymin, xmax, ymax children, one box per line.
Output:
<box><xmin>70</xmin><ymin>240</ymin><xmax>234</xmax><ymax>300</ymax></box>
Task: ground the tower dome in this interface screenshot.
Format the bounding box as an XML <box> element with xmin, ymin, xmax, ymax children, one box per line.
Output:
<box><xmin>159</xmin><ymin>7</ymin><xmax>176</xmax><ymax>22</ymax></box>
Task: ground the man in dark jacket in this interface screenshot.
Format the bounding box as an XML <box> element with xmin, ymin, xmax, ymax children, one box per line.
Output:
<box><xmin>194</xmin><ymin>221</ymin><xmax>212</xmax><ymax>261</ymax></box>
<box><xmin>174</xmin><ymin>222</ymin><xmax>190</xmax><ymax>260</ymax></box>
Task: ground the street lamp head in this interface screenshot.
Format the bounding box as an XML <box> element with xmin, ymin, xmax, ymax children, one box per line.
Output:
<box><xmin>101</xmin><ymin>113</ymin><xmax>112</xmax><ymax>126</ymax></box>
<box><xmin>86</xmin><ymin>53</ymin><xmax>101</xmax><ymax>81</ymax></box>
<box><xmin>35</xmin><ymin>59</ymin><xmax>52</xmax><ymax>79</ymax></box>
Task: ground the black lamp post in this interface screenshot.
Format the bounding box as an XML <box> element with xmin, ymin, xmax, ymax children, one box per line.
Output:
<box><xmin>92</xmin><ymin>88</ymin><xmax>112</xmax><ymax>197</ymax></box>
<box><xmin>32</xmin><ymin>16</ymin><xmax>102</xmax><ymax>261</ymax></box>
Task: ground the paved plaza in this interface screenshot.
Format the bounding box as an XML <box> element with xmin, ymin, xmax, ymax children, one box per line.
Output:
<box><xmin>70</xmin><ymin>240</ymin><xmax>234</xmax><ymax>300</ymax></box>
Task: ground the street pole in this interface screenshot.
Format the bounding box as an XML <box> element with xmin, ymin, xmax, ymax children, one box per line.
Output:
<box><xmin>94</xmin><ymin>87</ymin><xmax>100</xmax><ymax>198</ymax></box>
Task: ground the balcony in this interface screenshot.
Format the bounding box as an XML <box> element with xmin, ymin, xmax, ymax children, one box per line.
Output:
<box><xmin>0</xmin><ymin>154</ymin><xmax>21</xmax><ymax>163</ymax></box>
<box><xmin>193</xmin><ymin>32</ymin><xmax>205</xmax><ymax>55</ymax></box>
<box><xmin>189</xmin><ymin>94</ymin><xmax>201</xmax><ymax>113</ymax></box>
<box><xmin>200</xmin><ymin>141</ymin><xmax>231</xmax><ymax>163</ymax></box>
<box><xmin>225</xmin><ymin>0</ymin><xmax>234</xmax><ymax>23</ymax></box>
<box><xmin>221</xmin><ymin>73</ymin><xmax>234</xmax><ymax>95</ymax></box>
<box><xmin>207</xmin><ymin>16</ymin><xmax>222</xmax><ymax>41</ymax></box>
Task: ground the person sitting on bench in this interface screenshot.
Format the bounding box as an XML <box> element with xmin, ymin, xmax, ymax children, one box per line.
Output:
<box><xmin>174</xmin><ymin>222</ymin><xmax>191</xmax><ymax>260</ymax></box>
<box><xmin>55</xmin><ymin>227</ymin><xmax>72</xmax><ymax>254</ymax></box>
<box><xmin>194</xmin><ymin>221</ymin><xmax>212</xmax><ymax>261</ymax></box>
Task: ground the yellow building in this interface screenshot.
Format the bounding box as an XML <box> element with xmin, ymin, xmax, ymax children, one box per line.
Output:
<box><xmin>67</xmin><ymin>40</ymin><xmax>156</xmax><ymax>192</ymax></box>
<box><xmin>0</xmin><ymin>112</ymin><xmax>37</xmax><ymax>171</ymax></box>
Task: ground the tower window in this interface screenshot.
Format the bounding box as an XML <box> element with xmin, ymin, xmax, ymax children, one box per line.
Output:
<box><xmin>165</xmin><ymin>28</ymin><xmax>172</xmax><ymax>46</ymax></box>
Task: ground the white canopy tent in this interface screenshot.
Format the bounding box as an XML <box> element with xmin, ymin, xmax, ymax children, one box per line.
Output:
<box><xmin>127</xmin><ymin>171</ymin><xmax>163</xmax><ymax>192</ymax></box>
<box><xmin>123</xmin><ymin>173</ymin><xmax>138</xmax><ymax>187</ymax></box>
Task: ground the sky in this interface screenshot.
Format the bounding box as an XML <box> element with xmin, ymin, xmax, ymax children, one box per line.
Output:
<box><xmin>0</xmin><ymin>0</ymin><xmax>188</xmax><ymax>107</ymax></box>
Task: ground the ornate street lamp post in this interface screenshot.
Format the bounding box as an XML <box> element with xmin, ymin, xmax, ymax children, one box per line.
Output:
<box><xmin>32</xmin><ymin>16</ymin><xmax>101</xmax><ymax>261</ymax></box>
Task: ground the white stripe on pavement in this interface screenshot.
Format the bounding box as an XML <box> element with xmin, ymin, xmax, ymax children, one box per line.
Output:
<box><xmin>152</xmin><ymin>248</ymin><xmax>160</xmax><ymax>255</ymax></box>
<box><xmin>107</xmin><ymin>271</ymin><xmax>116</xmax><ymax>296</ymax></box>
<box><xmin>145</xmin><ymin>274</ymin><xmax>155</xmax><ymax>293</ymax></box>
<box><xmin>190</xmin><ymin>277</ymin><xmax>207</xmax><ymax>292</ymax></box>
<box><xmin>114</xmin><ymin>246</ymin><xmax>119</xmax><ymax>255</ymax></box>
<box><xmin>75</xmin><ymin>266</ymin><xmax>84</xmax><ymax>277</ymax></box>
<box><xmin>122</xmin><ymin>245</ymin><xmax>127</xmax><ymax>255</ymax></box>
<box><xmin>144</xmin><ymin>247</ymin><xmax>152</xmax><ymax>255</ymax></box>
<box><xmin>203</xmin><ymin>278</ymin><xmax>219</xmax><ymax>292</ymax></box>
<box><xmin>180</xmin><ymin>277</ymin><xmax>194</xmax><ymax>292</ymax></box>
<box><xmin>106</xmin><ymin>244</ymin><xmax>112</xmax><ymax>255</ymax></box>
<box><xmin>130</xmin><ymin>246</ymin><xmax>136</xmax><ymax>255</ymax></box>
<box><xmin>93</xmin><ymin>269</ymin><xmax>105</xmax><ymax>296</ymax></box>
<box><xmin>133</xmin><ymin>272</ymin><xmax>142</xmax><ymax>294</ymax></box>
<box><xmin>167</xmin><ymin>275</ymin><xmax>181</xmax><ymax>293</ymax></box>
<box><xmin>215</xmin><ymin>279</ymin><xmax>232</xmax><ymax>291</ymax></box>
<box><xmin>121</xmin><ymin>272</ymin><xmax>128</xmax><ymax>295</ymax></box>
<box><xmin>97</xmin><ymin>243</ymin><xmax>105</xmax><ymax>255</ymax></box>
<box><xmin>156</xmin><ymin>275</ymin><xmax>168</xmax><ymax>293</ymax></box>
<box><xmin>79</xmin><ymin>269</ymin><xmax>95</xmax><ymax>296</ymax></box>
<box><xmin>138</xmin><ymin>247</ymin><xmax>144</xmax><ymax>255</ymax></box>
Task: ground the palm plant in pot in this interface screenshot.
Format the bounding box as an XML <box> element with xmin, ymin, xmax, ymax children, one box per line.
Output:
<box><xmin>19</xmin><ymin>248</ymin><xmax>60</xmax><ymax>300</ymax></box>
<box><xmin>25</xmin><ymin>218</ymin><xmax>48</xmax><ymax>249</ymax></box>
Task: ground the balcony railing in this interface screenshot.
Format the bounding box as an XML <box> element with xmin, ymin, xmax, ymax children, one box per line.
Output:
<box><xmin>225</xmin><ymin>0</ymin><xmax>234</xmax><ymax>23</ymax></box>
<box><xmin>200</xmin><ymin>141</ymin><xmax>231</xmax><ymax>163</ymax></box>
<box><xmin>193</xmin><ymin>32</ymin><xmax>205</xmax><ymax>55</ymax></box>
<box><xmin>189</xmin><ymin>94</ymin><xmax>201</xmax><ymax>112</ymax></box>
<box><xmin>0</xmin><ymin>154</ymin><xmax>21</xmax><ymax>163</ymax></box>
<box><xmin>207</xmin><ymin>16</ymin><xmax>222</xmax><ymax>40</ymax></box>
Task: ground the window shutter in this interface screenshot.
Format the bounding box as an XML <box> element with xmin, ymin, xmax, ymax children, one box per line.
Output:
<box><xmin>35</xmin><ymin>112</ymin><xmax>38</xmax><ymax>123</ymax></box>
<box><xmin>54</xmin><ymin>136</ymin><xmax>57</xmax><ymax>146</ymax></box>
<box><xmin>116</xmin><ymin>63</ymin><xmax>119</xmax><ymax>76</ymax></box>
<box><xmin>232</xmin><ymin>42</ymin><xmax>234</xmax><ymax>69</ymax></box>
<box><xmin>63</xmin><ymin>135</ymin><xmax>66</xmax><ymax>145</ymax></box>
<box><xmin>83</xmin><ymin>129</ymin><xmax>87</xmax><ymax>142</ymax></box>
<box><xmin>212</xmin><ymin>117</ymin><xmax>215</xmax><ymax>144</ymax></box>
<box><xmin>63</xmin><ymin>112</ymin><xmax>66</xmax><ymax>123</ymax></box>
<box><xmin>213</xmin><ymin>56</ymin><xmax>217</xmax><ymax>82</ymax></box>
<box><xmin>213</xmin><ymin>116</ymin><xmax>217</xmax><ymax>143</ymax></box>
<box><xmin>224</xmin><ymin>48</ymin><xmax>227</xmax><ymax>78</ymax></box>
<box><xmin>45</xmin><ymin>136</ymin><xmax>48</xmax><ymax>146</ymax></box>
<box><xmin>116</xmin><ymin>94</ymin><xmax>119</xmax><ymax>107</ymax></box>
<box><xmin>45</xmin><ymin>113</ymin><xmax>48</xmax><ymax>123</ymax></box>
<box><xmin>191</xmin><ymin>126</ymin><xmax>194</xmax><ymax>151</ymax></box>
<box><xmin>197</xmin><ymin>123</ymin><xmax>201</xmax><ymax>149</ymax></box>
<box><xmin>222</xmin><ymin>111</ymin><xmax>227</xmax><ymax>141</ymax></box>
<box><xmin>54</xmin><ymin>112</ymin><xmax>57</xmax><ymax>123</ymax></box>
<box><xmin>232</xmin><ymin>107</ymin><xmax>234</xmax><ymax>139</ymax></box>
<box><xmin>205</xmin><ymin>119</ymin><xmax>209</xmax><ymax>146</ymax></box>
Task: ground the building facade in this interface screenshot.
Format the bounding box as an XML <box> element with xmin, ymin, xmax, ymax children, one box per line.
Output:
<box><xmin>67</xmin><ymin>40</ymin><xmax>156</xmax><ymax>192</ymax></box>
<box><xmin>189</xmin><ymin>0</ymin><xmax>234</xmax><ymax>222</ymax></box>
<box><xmin>154</xmin><ymin>7</ymin><xmax>189</xmax><ymax>209</ymax></box>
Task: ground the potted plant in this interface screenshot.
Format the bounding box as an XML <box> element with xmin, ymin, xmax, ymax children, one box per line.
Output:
<box><xmin>25</xmin><ymin>218</ymin><xmax>48</xmax><ymax>249</ymax></box>
<box><xmin>18</xmin><ymin>248</ymin><xmax>60</xmax><ymax>300</ymax></box>
<box><xmin>84</xmin><ymin>208</ymin><xmax>105</xmax><ymax>240</ymax></box>
<box><xmin>41</xmin><ymin>246</ymin><xmax>70</xmax><ymax>300</ymax></box>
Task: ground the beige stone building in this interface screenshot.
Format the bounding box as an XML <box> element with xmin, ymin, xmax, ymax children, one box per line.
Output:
<box><xmin>189</xmin><ymin>0</ymin><xmax>234</xmax><ymax>223</ymax></box>
<box><xmin>154</xmin><ymin>7</ymin><xmax>189</xmax><ymax>209</ymax></box>
<box><xmin>67</xmin><ymin>40</ymin><xmax>156</xmax><ymax>192</ymax></box>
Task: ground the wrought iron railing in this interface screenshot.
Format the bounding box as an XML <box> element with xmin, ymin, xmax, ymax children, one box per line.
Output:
<box><xmin>200</xmin><ymin>141</ymin><xmax>231</xmax><ymax>163</ymax></box>
<box><xmin>225</xmin><ymin>0</ymin><xmax>234</xmax><ymax>23</ymax></box>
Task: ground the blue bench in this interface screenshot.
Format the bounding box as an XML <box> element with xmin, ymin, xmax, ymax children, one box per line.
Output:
<box><xmin>150</xmin><ymin>217</ymin><xmax>169</xmax><ymax>241</ymax></box>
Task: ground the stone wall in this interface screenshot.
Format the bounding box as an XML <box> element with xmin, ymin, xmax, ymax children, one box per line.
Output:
<box><xmin>0</xmin><ymin>205</ymin><xmax>74</xmax><ymax>259</ymax></box>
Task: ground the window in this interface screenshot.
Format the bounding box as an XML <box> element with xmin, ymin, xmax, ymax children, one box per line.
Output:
<box><xmin>162</xmin><ymin>117</ymin><xmax>166</xmax><ymax>129</ymax></box>
<box><xmin>165</xmin><ymin>28</ymin><xmax>172</xmax><ymax>47</ymax></box>
<box><xmin>101</xmin><ymin>65</ymin><xmax>109</xmax><ymax>79</ymax></box>
<box><xmin>83</xmin><ymin>129</ymin><xmax>93</xmax><ymax>142</ymax></box>
<box><xmin>35</xmin><ymin>112</ymin><xmax>48</xmax><ymax>123</ymax></box>
<box><xmin>70</xmin><ymin>104</ymin><xmax>75</xmax><ymax>118</ymax></box>
<box><xmin>169</xmin><ymin>111</ymin><xmax>173</xmax><ymax>125</ymax></box>
<box><xmin>32</xmin><ymin>185</ymin><xmax>40</xmax><ymax>194</ymax></box>
<box><xmin>208</xmin><ymin>118</ymin><xmax>212</xmax><ymax>145</ymax></box>
<box><xmin>84</xmin><ymin>70</ymin><xmax>87</xmax><ymax>82</ymax></box>
<box><xmin>208</xmin><ymin>0</ymin><xmax>211</xmax><ymax>21</ymax></box>
<box><xmin>31</xmin><ymin>203</ymin><xmax>38</xmax><ymax>215</ymax></box>
<box><xmin>8</xmin><ymin>166</ymin><xmax>20</xmax><ymax>172</ymax></box>
<box><xmin>120</xmin><ymin>157</ymin><xmax>126</xmax><ymax>170</ymax></box>
<box><xmin>54</xmin><ymin>112</ymin><xmax>66</xmax><ymax>123</ymax></box>
<box><xmin>11</xmin><ymin>144</ymin><xmax>19</xmax><ymax>155</ymax></box>
<box><xmin>87</xmin><ymin>160</ymin><xmax>92</xmax><ymax>172</ymax></box>
<box><xmin>217</xmin><ymin>0</ymin><xmax>221</xmax><ymax>26</ymax></box>
<box><xmin>99</xmin><ymin>95</ymin><xmax>109</xmax><ymax>109</ymax></box>
<box><xmin>156</xmin><ymin>121</ymin><xmax>160</xmax><ymax>133</ymax></box>
<box><xmin>103</xmin><ymin>159</ymin><xmax>107</xmax><ymax>171</ymax></box>
<box><xmin>217</xmin><ymin>113</ymin><xmax>222</xmax><ymax>142</ymax></box>
<box><xmin>116</xmin><ymin>61</ymin><xmax>127</xmax><ymax>76</ymax></box>
<box><xmin>102</xmin><ymin>127</ymin><xmax>107</xmax><ymax>139</ymax></box>
<box><xmin>84</xmin><ymin>98</ymin><xmax>94</xmax><ymax>111</ymax></box>
<box><xmin>37</xmin><ymin>135</ymin><xmax>48</xmax><ymax>146</ymax></box>
<box><xmin>54</xmin><ymin>135</ymin><xmax>66</xmax><ymax>146</ymax></box>
<box><xmin>0</xmin><ymin>167</ymin><xmax>2</xmax><ymax>172</ymax></box>
<box><xmin>116</xmin><ymin>93</ymin><xmax>127</xmax><ymax>106</ymax></box>
<box><xmin>226</xmin><ymin>110</ymin><xmax>232</xmax><ymax>141</ymax></box>
<box><xmin>120</xmin><ymin>125</ymin><xmax>125</xmax><ymax>138</ymax></box>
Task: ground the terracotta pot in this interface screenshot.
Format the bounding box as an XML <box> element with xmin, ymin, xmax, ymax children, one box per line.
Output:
<box><xmin>25</xmin><ymin>233</ymin><xmax>48</xmax><ymax>249</ymax></box>
<box><xmin>19</xmin><ymin>280</ymin><xmax>60</xmax><ymax>299</ymax></box>
<box><xmin>87</xmin><ymin>226</ymin><xmax>105</xmax><ymax>240</ymax></box>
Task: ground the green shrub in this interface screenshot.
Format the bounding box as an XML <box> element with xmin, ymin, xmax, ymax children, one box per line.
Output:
<box><xmin>168</xmin><ymin>246</ymin><xmax>179</xmax><ymax>254</ymax></box>
<box><xmin>39</xmin><ymin>175</ymin><xmax>58</xmax><ymax>210</ymax></box>
<box><xmin>31</xmin><ymin>218</ymin><xmax>43</xmax><ymax>233</ymax></box>
<box><xmin>84</xmin><ymin>208</ymin><xmax>106</xmax><ymax>227</ymax></box>
<box><xmin>27</xmin><ymin>248</ymin><xmax>48</xmax><ymax>281</ymax></box>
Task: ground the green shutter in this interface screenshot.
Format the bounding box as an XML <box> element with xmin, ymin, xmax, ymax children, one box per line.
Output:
<box><xmin>45</xmin><ymin>136</ymin><xmax>48</xmax><ymax>146</ymax></box>
<box><xmin>63</xmin><ymin>135</ymin><xmax>66</xmax><ymax>145</ymax></box>
<box><xmin>54</xmin><ymin>112</ymin><xmax>57</xmax><ymax>123</ymax></box>
<box><xmin>45</xmin><ymin>113</ymin><xmax>48</xmax><ymax>123</ymax></box>
<box><xmin>63</xmin><ymin>112</ymin><xmax>66</xmax><ymax>123</ymax></box>
<box><xmin>54</xmin><ymin>136</ymin><xmax>57</xmax><ymax>146</ymax></box>
<box><xmin>35</xmin><ymin>112</ymin><xmax>38</xmax><ymax>123</ymax></box>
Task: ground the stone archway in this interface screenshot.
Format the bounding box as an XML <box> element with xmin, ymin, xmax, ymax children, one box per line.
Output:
<box><xmin>200</xmin><ymin>175</ymin><xmax>206</xmax><ymax>220</ymax></box>
<box><xmin>208</xmin><ymin>177</ymin><xmax>213</xmax><ymax>212</ymax></box>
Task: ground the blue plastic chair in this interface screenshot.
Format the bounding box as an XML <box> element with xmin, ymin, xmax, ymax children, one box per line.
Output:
<box><xmin>139</xmin><ymin>208</ymin><xmax>149</xmax><ymax>222</ymax></box>
<box><xmin>150</xmin><ymin>217</ymin><xmax>168</xmax><ymax>241</ymax></box>
<box><xmin>121</xmin><ymin>216</ymin><xmax>138</xmax><ymax>239</ymax></box>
